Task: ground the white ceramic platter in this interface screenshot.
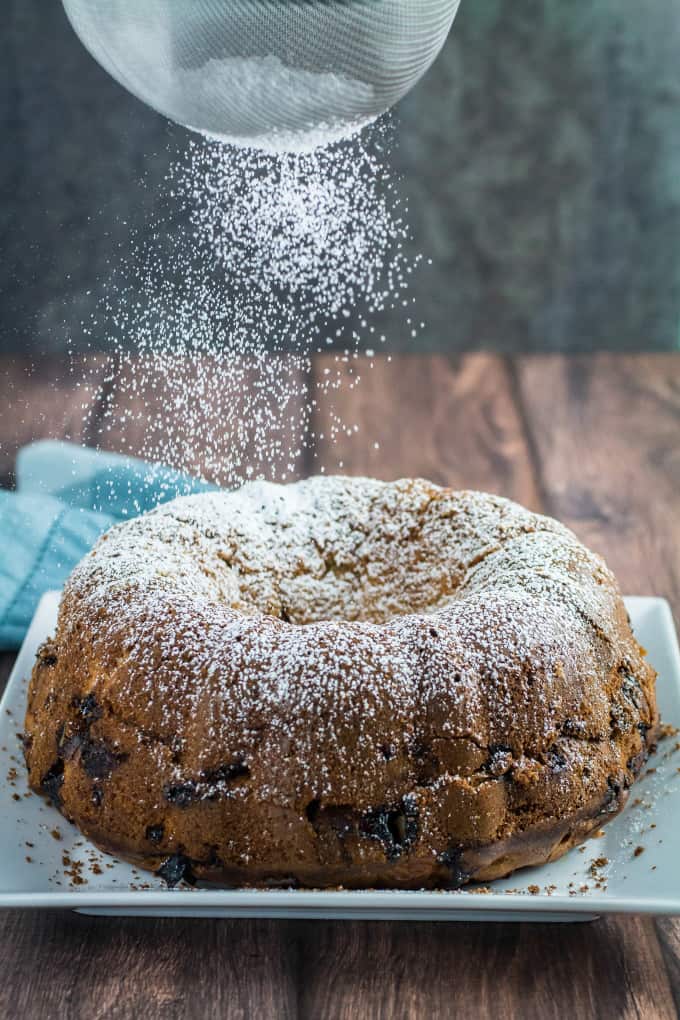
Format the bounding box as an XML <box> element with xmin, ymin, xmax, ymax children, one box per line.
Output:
<box><xmin>1</xmin><ymin>592</ymin><xmax>678</xmax><ymax>921</ymax></box>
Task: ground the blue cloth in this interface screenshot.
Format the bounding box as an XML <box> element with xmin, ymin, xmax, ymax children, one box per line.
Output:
<box><xmin>0</xmin><ymin>441</ymin><xmax>216</xmax><ymax>650</ymax></box>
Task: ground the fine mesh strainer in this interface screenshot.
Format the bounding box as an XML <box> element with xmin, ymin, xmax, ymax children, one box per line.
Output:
<box><xmin>62</xmin><ymin>0</ymin><xmax>461</xmax><ymax>152</ymax></box>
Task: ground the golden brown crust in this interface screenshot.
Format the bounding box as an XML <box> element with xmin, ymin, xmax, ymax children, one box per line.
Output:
<box><xmin>23</xmin><ymin>477</ymin><xmax>658</xmax><ymax>889</ymax></box>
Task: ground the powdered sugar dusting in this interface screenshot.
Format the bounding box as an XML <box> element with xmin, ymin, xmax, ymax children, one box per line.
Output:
<box><xmin>59</xmin><ymin>478</ymin><xmax>642</xmax><ymax>799</ymax></box>
<box><xmin>25</xmin><ymin>477</ymin><xmax>658</xmax><ymax>887</ymax></box>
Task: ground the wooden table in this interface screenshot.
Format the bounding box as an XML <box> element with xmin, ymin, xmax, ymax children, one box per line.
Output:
<box><xmin>2</xmin><ymin>352</ymin><xmax>680</xmax><ymax>1019</ymax></box>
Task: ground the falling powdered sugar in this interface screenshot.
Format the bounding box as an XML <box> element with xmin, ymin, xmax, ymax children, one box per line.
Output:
<box><xmin>79</xmin><ymin>122</ymin><xmax>421</xmax><ymax>491</ymax></box>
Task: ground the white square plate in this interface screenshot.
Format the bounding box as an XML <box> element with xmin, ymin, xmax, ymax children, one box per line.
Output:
<box><xmin>1</xmin><ymin>592</ymin><xmax>679</xmax><ymax>921</ymax></box>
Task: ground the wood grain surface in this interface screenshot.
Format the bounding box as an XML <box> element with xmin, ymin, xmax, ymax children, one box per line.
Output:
<box><xmin>1</xmin><ymin>352</ymin><xmax>679</xmax><ymax>1020</ymax></box>
<box><xmin>0</xmin><ymin>355</ymin><xmax>107</xmax><ymax>487</ymax></box>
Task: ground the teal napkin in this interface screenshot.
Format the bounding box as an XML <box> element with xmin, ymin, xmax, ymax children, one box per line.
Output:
<box><xmin>0</xmin><ymin>441</ymin><xmax>216</xmax><ymax>650</ymax></box>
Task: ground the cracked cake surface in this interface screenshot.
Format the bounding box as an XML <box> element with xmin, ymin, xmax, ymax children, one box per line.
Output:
<box><xmin>23</xmin><ymin>476</ymin><xmax>658</xmax><ymax>888</ymax></box>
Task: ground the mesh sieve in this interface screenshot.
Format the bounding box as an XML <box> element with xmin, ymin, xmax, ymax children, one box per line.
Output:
<box><xmin>62</xmin><ymin>0</ymin><xmax>461</xmax><ymax>152</ymax></box>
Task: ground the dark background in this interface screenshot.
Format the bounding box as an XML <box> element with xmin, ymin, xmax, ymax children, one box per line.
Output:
<box><xmin>3</xmin><ymin>0</ymin><xmax>680</xmax><ymax>355</ymax></box>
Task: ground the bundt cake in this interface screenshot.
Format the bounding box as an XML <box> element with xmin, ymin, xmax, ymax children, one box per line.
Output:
<box><xmin>23</xmin><ymin>477</ymin><xmax>658</xmax><ymax>889</ymax></box>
